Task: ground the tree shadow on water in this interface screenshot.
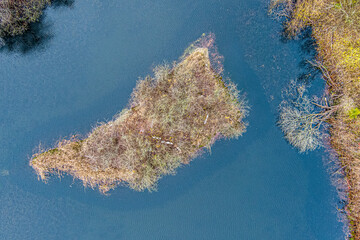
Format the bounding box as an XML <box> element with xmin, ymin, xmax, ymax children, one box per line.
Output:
<box><xmin>0</xmin><ymin>15</ymin><xmax>53</xmax><ymax>54</ymax></box>
<box><xmin>0</xmin><ymin>0</ymin><xmax>74</xmax><ymax>54</ymax></box>
<box><xmin>278</xmin><ymin>26</ymin><xmax>322</xmax><ymax>84</ymax></box>
<box><xmin>296</xmin><ymin>28</ymin><xmax>322</xmax><ymax>85</ymax></box>
<box><xmin>280</xmin><ymin>27</ymin><xmax>323</xmax><ymax>86</ymax></box>
<box><xmin>51</xmin><ymin>0</ymin><xmax>75</xmax><ymax>8</ymax></box>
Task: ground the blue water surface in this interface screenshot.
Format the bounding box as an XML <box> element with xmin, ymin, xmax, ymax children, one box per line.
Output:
<box><xmin>0</xmin><ymin>0</ymin><xmax>343</xmax><ymax>239</ymax></box>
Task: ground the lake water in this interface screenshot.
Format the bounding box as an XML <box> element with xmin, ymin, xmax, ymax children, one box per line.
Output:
<box><xmin>0</xmin><ymin>0</ymin><xmax>344</xmax><ymax>239</ymax></box>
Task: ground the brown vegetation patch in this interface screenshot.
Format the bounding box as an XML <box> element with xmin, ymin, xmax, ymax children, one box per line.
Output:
<box><xmin>0</xmin><ymin>0</ymin><xmax>50</xmax><ymax>37</ymax></box>
<box><xmin>30</xmin><ymin>37</ymin><xmax>248</xmax><ymax>194</ymax></box>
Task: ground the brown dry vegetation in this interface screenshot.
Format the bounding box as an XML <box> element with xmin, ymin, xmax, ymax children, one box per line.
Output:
<box><xmin>270</xmin><ymin>0</ymin><xmax>360</xmax><ymax>238</ymax></box>
<box><xmin>30</xmin><ymin>39</ymin><xmax>248</xmax><ymax>194</ymax></box>
<box><xmin>0</xmin><ymin>0</ymin><xmax>50</xmax><ymax>37</ymax></box>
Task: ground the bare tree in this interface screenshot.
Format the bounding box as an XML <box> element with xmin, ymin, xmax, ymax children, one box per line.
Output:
<box><xmin>278</xmin><ymin>80</ymin><xmax>339</xmax><ymax>152</ymax></box>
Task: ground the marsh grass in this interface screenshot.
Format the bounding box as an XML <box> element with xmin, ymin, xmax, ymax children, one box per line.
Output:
<box><xmin>30</xmin><ymin>35</ymin><xmax>249</xmax><ymax>194</ymax></box>
<box><xmin>271</xmin><ymin>0</ymin><xmax>360</xmax><ymax>238</ymax></box>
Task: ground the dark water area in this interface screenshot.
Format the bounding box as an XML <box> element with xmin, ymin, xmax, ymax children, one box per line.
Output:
<box><xmin>0</xmin><ymin>0</ymin><xmax>343</xmax><ymax>239</ymax></box>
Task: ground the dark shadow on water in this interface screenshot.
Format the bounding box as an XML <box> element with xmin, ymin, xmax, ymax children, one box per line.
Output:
<box><xmin>277</xmin><ymin>26</ymin><xmax>321</xmax><ymax>85</ymax></box>
<box><xmin>51</xmin><ymin>0</ymin><xmax>75</xmax><ymax>8</ymax></box>
<box><xmin>296</xmin><ymin>28</ymin><xmax>322</xmax><ymax>85</ymax></box>
<box><xmin>279</xmin><ymin>27</ymin><xmax>322</xmax><ymax>86</ymax></box>
<box><xmin>298</xmin><ymin>28</ymin><xmax>317</xmax><ymax>57</ymax></box>
<box><xmin>0</xmin><ymin>15</ymin><xmax>53</xmax><ymax>54</ymax></box>
<box><xmin>0</xmin><ymin>0</ymin><xmax>74</xmax><ymax>54</ymax></box>
<box><xmin>297</xmin><ymin>61</ymin><xmax>321</xmax><ymax>85</ymax></box>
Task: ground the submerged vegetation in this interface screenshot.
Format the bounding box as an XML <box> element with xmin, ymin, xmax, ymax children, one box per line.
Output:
<box><xmin>271</xmin><ymin>0</ymin><xmax>360</xmax><ymax>238</ymax></box>
<box><xmin>0</xmin><ymin>0</ymin><xmax>50</xmax><ymax>37</ymax></box>
<box><xmin>30</xmin><ymin>34</ymin><xmax>248</xmax><ymax>194</ymax></box>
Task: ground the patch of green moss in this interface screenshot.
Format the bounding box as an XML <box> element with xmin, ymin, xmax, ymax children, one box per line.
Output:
<box><xmin>47</xmin><ymin>148</ymin><xmax>59</xmax><ymax>154</ymax></box>
<box><xmin>349</xmin><ymin>108</ymin><xmax>360</xmax><ymax>119</ymax></box>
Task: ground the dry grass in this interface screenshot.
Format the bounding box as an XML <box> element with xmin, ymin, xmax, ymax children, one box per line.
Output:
<box><xmin>271</xmin><ymin>0</ymin><xmax>360</xmax><ymax>238</ymax></box>
<box><xmin>30</xmin><ymin>35</ymin><xmax>249</xmax><ymax>194</ymax></box>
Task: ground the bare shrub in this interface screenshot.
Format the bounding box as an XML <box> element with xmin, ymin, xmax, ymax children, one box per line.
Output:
<box><xmin>278</xmin><ymin>81</ymin><xmax>338</xmax><ymax>152</ymax></box>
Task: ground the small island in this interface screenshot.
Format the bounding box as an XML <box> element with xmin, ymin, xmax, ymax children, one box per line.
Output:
<box><xmin>30</xmin><ymin>35</ymin><xmax>248</xmax><ymax>193</ymax></box>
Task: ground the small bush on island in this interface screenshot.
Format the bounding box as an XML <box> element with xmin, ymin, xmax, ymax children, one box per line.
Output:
<box><xmin>30</xmin><ymin>34</ymin><xmax>249</xmax><ymax>194</ymax></box>
<box><xmin>0</xmin><ymin>0</ymin><xmax>50</xmax><ymax>37</ymax></box>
